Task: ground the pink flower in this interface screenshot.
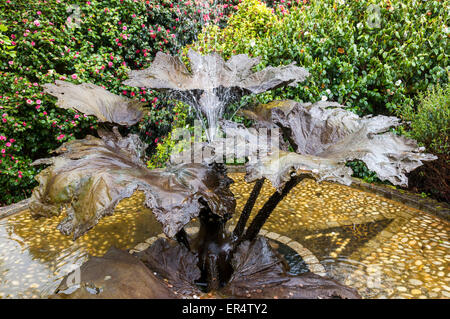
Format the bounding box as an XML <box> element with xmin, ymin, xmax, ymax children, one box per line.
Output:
<box><xmin>108</xmin><ymin>62</ymin><xmax>113</xmax><ymax>67</ymax></box>
<box><xmin>1</xmin><ymin>149</ymin><xmax>5</xmax><ymax>154</ymax></box>
<box><xmin>0</xmin><ymin>136</ymin><xmax>5</xmax><ymax>141</ymax></box>
<box><xmin>8</xmin><ymin>61</ymin><xmax>13</xmax><ymax>65</ymax></box>
<box><xmin>37</xmin><ymin>11</ymin><xmax>42</xmax><ymax>15</ymax></box>
<box><xmin>122</xmin><ymin>26</ymin><xmax>127</xmax><ymax>31</ymax></box>
<box><xmin>71</xmin><ymin>74</ymin><xmax>78</xmax><ymax>79</ymax></box>
<box><xmin>36</xmin><ymin>99</ymin><xmax>41</xmax><ymax>104</ymax></box>
<box><xmin>9</xmin><ymin>139</ymin><xmax>15</xmax><ymax>143</ymax></box>
<box><xmin>5</xmin><ymin>142</ymin><xmax>11</xmax><ymax>147</ymax></box>
<box><xmin>34</xmin><ymin>20</ymin><xmax>40</xmax><ymax>27</ymax></box>
<box><xmin>26</xmin><ymin>99</ymin><xmax>33</xmax><ymax>104</ymax></box>
<box><xmin>35</xmin><ymin>105</ymin><xmax>40</xmax><ymax>110</ymax></box>
<box><xmin>31</xmin><ymin>41</ymin><xmax>35</xmax><ymax>46</ymax></box>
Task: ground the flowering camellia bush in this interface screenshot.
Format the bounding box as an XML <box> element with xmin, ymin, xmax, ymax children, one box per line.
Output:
<box><xmin>0</xmin><ymin>0</ymin><xmax>246</xmax><ymax>205</ymax></box>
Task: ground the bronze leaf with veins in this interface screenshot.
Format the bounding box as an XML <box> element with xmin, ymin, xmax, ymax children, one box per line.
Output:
<box><xmin>134</xmin><ymin>238</ymin><xmax>202</xmax><ymax>297</ymax></box>
<box><xmin>122</xmin><ymin>49</ymin><xmax>310</xmax><ymax>114</ymax></box>
<box><xmin>29</xmin><ymin>128</ymin><xmax>236</xmax><ymax>239</ymax></box>
<box><xmin>43</xmin><ymin>80</ymin><xmax>145</xmax><ymax>126</ymax></box>
<box><xmin>225</xmin><ymin>100</ymin><xmax>436</xmax><ymax>190</ymax></box>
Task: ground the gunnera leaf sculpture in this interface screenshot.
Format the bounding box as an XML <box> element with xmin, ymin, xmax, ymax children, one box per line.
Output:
<box><xmin>232</xmin><ymin>101</ymin><xmax>437</xmax><ymax>190</ymax></box>
<box><xmin>123</xmin><ymin>49</ymin><xmax>309</xmax><ymax>140</ymax></box>
<box><xmin>30</xmin><ymin>50</ymin><xmax>435</xmax><ymax>300</ymax></box>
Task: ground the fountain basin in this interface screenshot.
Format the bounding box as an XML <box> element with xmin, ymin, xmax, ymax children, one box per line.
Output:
<box><xmin>0</xmin><ymin>173</ymin><xmax>448</xmax><ymax>299</ymax></box>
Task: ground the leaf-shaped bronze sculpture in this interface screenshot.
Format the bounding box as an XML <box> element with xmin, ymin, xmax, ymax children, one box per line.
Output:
<box><xmin>29</xmin><ymin>128</ymin><xmax>236</xmax><ymax>239</ymax></box>
<box><xmin>134</xmin><ymin>238</ymin><xmax>202</xmax><ymax>296</ymax></box>
<box><xmin>43</xmin><ymin>80</ymin><xmax>145</xmax><ymax>126</ymax></box>
<box><xmin>123</xmin><ymin>49</ymin><xmax>309</xmax><ymax>93</ymax></box>
<box><xmin>237</xmin><ymin>100</ymin><xmax>437</xmax><ymax>190</ymax></box>
<box><xmin>245</xmin><ymin>150</ymin><xmax>354</xmax><ymax>191</ymax></box>
<box><xmin>123</xmin><ymin>49</ymin><xmax>309</xmax><ymax>141</ymax></box>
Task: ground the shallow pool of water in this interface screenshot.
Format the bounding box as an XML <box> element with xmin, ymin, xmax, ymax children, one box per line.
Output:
<box><xmin>0</xmin><ymin>173</ymin><xmax>448</xmax><ymax>299</ymax></box>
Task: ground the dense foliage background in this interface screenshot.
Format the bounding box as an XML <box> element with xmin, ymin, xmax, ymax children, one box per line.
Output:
<box><xmin>0</xmin><ymin>0</ymin><xmax>448</xmax><ymax>205</ymax></box>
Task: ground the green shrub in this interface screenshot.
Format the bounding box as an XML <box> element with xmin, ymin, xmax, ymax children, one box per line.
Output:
<box><xmin>188</xmin><ymin>0</ymin><xmax>449</xmax><ymax>116</ymax></box>
<box><xmin>398</xmin><ymin>83</ymin><xmax>449</xmax><ymax>202</ymax></box>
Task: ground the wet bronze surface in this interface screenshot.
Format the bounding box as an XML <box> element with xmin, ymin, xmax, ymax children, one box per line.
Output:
<box><xmin>44</xmin><ymin>80</ymin><xmax>145</xmax><ymax>126</ymax></box>
<box><xmin>30</xmin><ymin>127</ymin><xmax>235</xmax><ymax>239</ymax></box>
